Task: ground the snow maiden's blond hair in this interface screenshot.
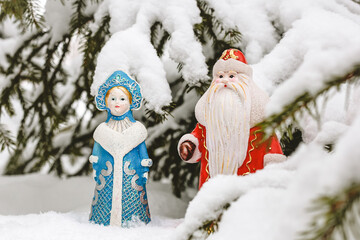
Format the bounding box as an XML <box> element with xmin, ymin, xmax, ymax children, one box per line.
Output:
<box><xmin>105</xmin><ymin>86</ymin><xmax>132</xmax><ymax>107</ymax></box>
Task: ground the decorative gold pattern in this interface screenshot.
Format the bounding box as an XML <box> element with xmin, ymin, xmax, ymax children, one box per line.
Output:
<box><xmin>242</xmin><ymin>130</ymin><xmax>261</xmax><ymax>176</ymax></box>
<box><xmin>146</xmin><ymin>206</ymin><xmax>150</xmax><ymax>218</ymax></box>
<box><xmin>242</xmin><ymin>75</ymin><xmax>249</xmax><ymax>82</ymax></box>
<box><xmin>238</xmin><ymin>84</ymin><xmax>247</xmax><ymax>100</ymax></box>
<box><xmin>220</xmin><ymin>50</ymin><xmax>228</xmax><ymax>60</ymax></box>
<box><xmin>198</xmin><ymin>124</ymin><xmax>210</xmax><ymax>182</ymax></box>
<box><xmin>229</xmin><ymin>49</ymin><xmax>239</xmax><ymax>60</ymax></box>
<box><xmin>130</xmin><ymin>173</ymin><xmax>149</xmax><ymax>217</ymax></box>
<box><xmin>140</xmin><ymin>191</ymin><xmax>148</xmax><ymax>205</ymax></box>
<box><xmin>220</xmin><ymin>49</ymin><xmax>240</xmax><ymax>60</ymax></box>
<box><xmin>207</xmin><ymin>84</ymin><xmax>215</xmax><ymax>102</ymax></box>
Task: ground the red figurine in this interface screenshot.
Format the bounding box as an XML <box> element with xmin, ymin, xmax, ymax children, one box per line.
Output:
<box><xmin>178</xmin><ymin>49</ymin><xmax>286</xmax><ymax>189</ymax></box>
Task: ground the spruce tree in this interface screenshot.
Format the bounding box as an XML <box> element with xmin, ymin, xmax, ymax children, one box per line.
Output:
<box><xmin>0</xmin><ymin>0</ymin><xmax>243</xmax><ymax>196</ymax></box>
<box><xmin>1</xmin><ymin>1</ymin><xmax>359</xmax><ymax>239</ymax></box>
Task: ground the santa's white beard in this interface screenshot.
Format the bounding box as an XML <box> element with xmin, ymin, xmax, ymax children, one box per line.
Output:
<box><xmin>204</xmin><ymin>82</ymin><xmax>251</xmax><ymax>177</ymax></box>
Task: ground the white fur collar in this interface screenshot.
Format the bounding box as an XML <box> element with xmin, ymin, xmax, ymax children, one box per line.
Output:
<box><xmin>93</xmin><ymin>121</ymin><xmax>147</xmax><ymax>158</ymax></box>
<box><xmin>107</xmin><ymin>118</ymin><xmax>133</xmax><ymax>133</ymax></box>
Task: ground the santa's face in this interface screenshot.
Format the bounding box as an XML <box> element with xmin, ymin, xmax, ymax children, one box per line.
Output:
<box><xmin>106</xmin><ymin>88</ymin><xmax>130</xmax><ymax>116</ymax></box>
<box><xmin>214</xmin><ymin>71</ymin><xmax>241</xmax><ymax>87</ymax></box>
<box><xmin>208</xmin><ymin>71</ymin><xmax>249</xmax><ymax>103</ymax></box>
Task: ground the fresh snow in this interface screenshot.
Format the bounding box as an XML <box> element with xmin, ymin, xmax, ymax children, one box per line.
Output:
<box><xmin>88</xmin><ymin>0</ymin><xmax>360</xmax><ymax>116</ymax></box>
<box><xmin>1</xmin><ymin>0</ymin><xmax>360</xmax><ymax>239</ymax></box>
<box><xmin>176</xmin><ymin>110</ymin><xmax>360</xmax><ymax>240</ymax></box>
<box><xmin>91</xmin><ymin>0</ymin><xmax>209</xmax><ymax>113</ymax></box>
<box><xmin>0</xmin><ymin>174</ymin><xmax>190</xmax><ymax>240</ymax></box>
<box><xmin>44</xmin><ymin>0</ymin><xmax>73</xmax><ymax>46</ymax></box>
<box><xmin>205</xmin><ymin>0</ymin><xmax>360</xmax><ymax>115</ymax></box>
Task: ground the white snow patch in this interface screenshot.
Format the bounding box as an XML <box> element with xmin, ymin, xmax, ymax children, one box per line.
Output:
<box><xmin>0</xmin><ymin>174</ymin><xmax>191</xmax><ymax>240</ymax></box>
<box><xmin>175</xmin><ymin>111</ymin><xmax>360</xmax><ymax>240</ymax></box>
<box><xmin>91</xmin><ymin>0</ymin><xmax>208</xmax><ymax>113</ymax></box>
<box><xmin>44</xmin><ymin>0</ymin><xmax>73</xmax><ymax>46</ymax></box>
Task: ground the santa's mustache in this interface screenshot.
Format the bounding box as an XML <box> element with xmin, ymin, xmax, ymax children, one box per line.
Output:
<box><xmin>207</xmin><ymin>74</ymin><xmax>249</xmax><ymax>104</ymax></box>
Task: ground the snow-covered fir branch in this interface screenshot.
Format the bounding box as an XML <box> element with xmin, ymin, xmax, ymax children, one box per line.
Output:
<box><xmin>0</xmin><ymin>0</ymin><xmax>360</xmax><ymax>238</ymax></box>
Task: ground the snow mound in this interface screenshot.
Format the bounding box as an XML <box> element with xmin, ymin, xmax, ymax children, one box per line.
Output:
<box><xmin>0</xmin><ymin>174</ymin><xmax>190</xmax><ymax>240</ymax></box>
<box><xmin>175</xmin><ymin>112</ymin><xmax>360</xmax><ymax>240</ymax></box>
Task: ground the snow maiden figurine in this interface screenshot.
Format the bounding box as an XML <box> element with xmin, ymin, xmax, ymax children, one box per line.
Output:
<box><xmin>178</xmin><ymin>49</ymin><xmax>286</xmax><ymax>189</ymax></box>
<box><xmin>89</xmin><ymin>71</ymin><xmax>152</xmax><ymax>227</ymax></box>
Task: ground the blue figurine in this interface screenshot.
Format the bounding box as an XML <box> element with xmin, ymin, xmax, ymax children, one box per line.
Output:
<box><xmin>89</xmin><ymin>71</ymin><xmax>152</xmax><ymax>227</ymax></box>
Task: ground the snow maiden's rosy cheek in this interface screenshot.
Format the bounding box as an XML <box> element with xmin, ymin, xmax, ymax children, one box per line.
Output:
<box><xmin>105</xmin><ymin>86</ymin><xmax>132</xmax><ymax>116</ymax></box>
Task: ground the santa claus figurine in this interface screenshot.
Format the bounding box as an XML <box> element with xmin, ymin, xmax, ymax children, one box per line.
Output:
<box><xmin>178</xmin><ymin>49</ymin><xmax>286</xmax><ymax>189</ymax></box>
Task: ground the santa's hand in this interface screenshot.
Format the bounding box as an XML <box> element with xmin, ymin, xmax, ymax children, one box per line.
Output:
<box><xmin>180</xmin><ymin>141</ymin><xmax>196</xmax><ymax>160</ymax></box>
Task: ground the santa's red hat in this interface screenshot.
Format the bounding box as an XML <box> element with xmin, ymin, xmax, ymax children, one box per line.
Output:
<box><xmin>212</xmin><ymin>49</ymin><xmax>252</xmax><ymax>77</ymax></box>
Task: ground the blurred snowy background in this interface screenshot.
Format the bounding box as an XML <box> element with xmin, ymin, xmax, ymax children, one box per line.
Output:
<box><xmin>1</xmin><ymin>0</ymin><xmax>360</xmax><ymax>239</ymax></box>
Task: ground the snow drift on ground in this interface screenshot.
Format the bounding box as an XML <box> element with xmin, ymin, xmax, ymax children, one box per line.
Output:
<box><xmin>0</xmin><ymin>174</ymin><xmax>191</xmax><ymax>240</ymax></box>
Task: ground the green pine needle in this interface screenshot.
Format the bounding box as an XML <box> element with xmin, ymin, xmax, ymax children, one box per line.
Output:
<box><xmin>299</xmin><ymin>183</ymin><xmax>360</xmax><ymax>240</ymax></box>
<box><xmin>257</xmin><ymin>66</ymin><xmax>360</xmax><ymax>139</ymax></box>
<box><xmin>0</xmin><ymin>124</ymin><xmax>15</xmax><ymax>152</ymax></box>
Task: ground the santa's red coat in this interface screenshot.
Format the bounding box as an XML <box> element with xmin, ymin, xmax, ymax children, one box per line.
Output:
<box><xmin>189</xmin><ymin>123</ymin><xmax>284</xmax><ymax>189</ymax></box>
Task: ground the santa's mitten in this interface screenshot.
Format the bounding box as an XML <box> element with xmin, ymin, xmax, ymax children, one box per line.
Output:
<box><xmin>264</xmin><ymin>153</ymin><xmax>287</xmax><ymax>166</ymax></box>
<box><xmin>177</xmin><ymin>134</ymin><xmax>201</xmax><ymax>163</ymax></box>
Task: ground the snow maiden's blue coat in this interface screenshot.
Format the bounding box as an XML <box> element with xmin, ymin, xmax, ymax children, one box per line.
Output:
<box><xmin>89</xmin><ymin>118</ymin><xmax>151</xmax><ymax>226</ymax></box>
<box><xmin>89</xmin><ymin>71</ymin><xmax>151</xmax><ymax>227</ymax></box>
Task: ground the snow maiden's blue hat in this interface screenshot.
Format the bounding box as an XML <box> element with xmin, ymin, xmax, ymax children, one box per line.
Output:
<box><xmin>95</xmin><ymin>71</ymin><xmax>142</xmax><ymax>111</ymax></box>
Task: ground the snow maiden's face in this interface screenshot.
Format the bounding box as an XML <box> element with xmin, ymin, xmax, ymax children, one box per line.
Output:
<box><xmin>105</xmin><ymin>86</ymin><xmax>132</xmax><ymax>116</ymax></box>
